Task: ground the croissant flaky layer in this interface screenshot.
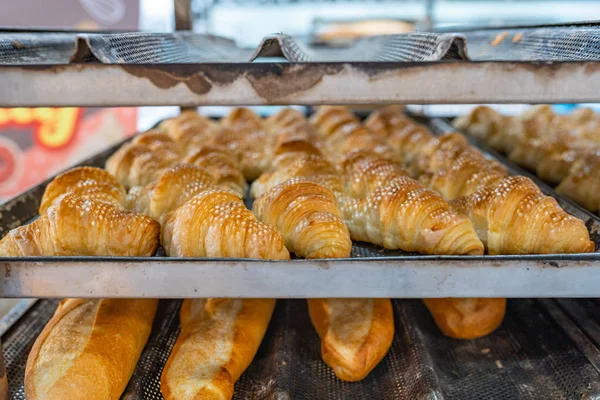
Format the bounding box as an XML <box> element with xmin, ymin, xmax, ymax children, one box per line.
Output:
<box><xmin>161</xmin><ymin>189</ymin><xmax>289</xmax><ymax>260</ymax></box>
<box><xmin>452</xmin><ymin>176</ymin><xmax>595</xmax><ymax>254</ymax></box>
<box><xmin>342</xmin><ymin>177</ymin><xmax>484</xmax><ymax>255</ymax></box>
<box><xmin>126</xmin><ymin>164</ymin><xmax>216</xmax><ymax>222</ymax></box>
<box><xmin>0</xmin><ymin>194</ymin><xmax>159</xmax><ymax>257</ymax></box>
<box><xmin>39</xmin><ymin>166</ymin><xmax>126</xmax><ymax>214</ymax></box>
<box><xmin>254</xmin><ymin>180</ymin><xmax>352</xmax><ymax>259</ymax></box>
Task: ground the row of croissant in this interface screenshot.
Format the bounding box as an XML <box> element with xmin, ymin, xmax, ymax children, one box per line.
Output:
<box><xmin>0</xmin><ymin>105</ymin><xmax>595</xmax><ymax>400</ymax></box>
<box><xmin>454</xmin><ymin>105</ymin><xmax>600</xmax><ymax>214</ymax></box>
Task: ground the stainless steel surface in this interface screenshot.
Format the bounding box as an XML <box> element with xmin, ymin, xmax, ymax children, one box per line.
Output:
<box><xmin>3</xmin><ymin>61</ymin><xmax>600</xmax><ymax>107</ymax></box>
<box><xmin>5</xmin><ymin>298</ymin><xmax>600</xmax><ymax>399</ymax></box>
<box><xmin>2</xmin><ymin>256</ymin><xmax>600</xmax><ymax>298</ymax></box>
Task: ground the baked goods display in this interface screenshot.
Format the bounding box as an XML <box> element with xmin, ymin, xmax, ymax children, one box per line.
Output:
<box><xmin>364</xmin><ymin>105</ymin><xmax>594</xmax><ymax>339</ymax></box>
<box><xmin>0</xmin><ymin>104</ymin><xmax>596</xmax><ymax>398</ymax></box>
<box><xmin>453</xmin><ymin>105</ymin><xmax>600</xmax><ymax>213</ymax></box>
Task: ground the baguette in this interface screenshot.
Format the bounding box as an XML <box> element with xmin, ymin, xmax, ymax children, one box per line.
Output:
<box><xmin>25</xmin><ymin>298</ymin><xmax>158</xmax><ymax>400</ymax></box>
<box><xmin>308</xmin><ymin>298</ymin><xmax>394</xmax><ymax>381</ymax></box>
<box><xmin>161</xmin><ymin>298</ymin><xmax>275</xmax><ymax>400</ymax></box>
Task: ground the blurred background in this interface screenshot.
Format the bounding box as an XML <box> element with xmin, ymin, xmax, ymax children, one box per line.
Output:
<box><xmin>0</xmin><ymin>0</ymin><xmax>599</xmax><ymax>202</ymax></box>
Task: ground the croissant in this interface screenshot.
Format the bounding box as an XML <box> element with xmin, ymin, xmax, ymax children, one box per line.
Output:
<box><xmin>307</xmin><ymin>298</ymin><xmax>394</xmax><ymax>381</ymax></box>
<box><xmin>329</xmin><ymin>126</ymin><xmax>400</xmax><ymax>164</ymax></box>
<box><xmin>126</xmin><ymin>164</ymin><xmax>216</xmax><ymax>222</ymax></box>
<box><xmin>161</xmin><ymin>298</ymin><xmax>275</xmax><ymax>400</ymax></box>
<box><xmin>422</xmin><ymin>298</ymin><xmax>507</xmax><ymax>339</ymax></box>
<box><xmin>556</xmin><ymin>153</ymin><xmax>600</xmax><ymax>213</ymax></box>
<box><xmin>161</xmin><ymin>188</ymin><xmax>289</xmax><ymax>260</ymax></box>
<box><xmin>310</xmin><ymin>106</ymin><xmax>361</xmax><ymax>139</ymax></box>
<box><xmin>338</xmin><ymin>151</ymin><xmax>407</xmax><ymax>198</ymax></box>
<box><xmin>250</xmin><ymin>153</ymin><xmax>343</xmax><ymax>198</ymax></box>
<box><xmin>342</xmin><ymin>177</ymin><xmax>484</xmax><ymax>255</ymax></box>
<box><xmin>184</xmin><ymin>146</ymin><xmax>248</xmax><ymax>197</ymax></box>
<box><xmin>387</xmin><ymin>123</ymin><xmax>435</xmax><ymax>166</ymax></box>
<box><xmin>215</xmin><ymin>109</ymin><xmax>272</xmax><ymax>181</ymax></box>
<box><xmin>452</xmin><ymin>106</ymin><xmax>508</xmax><ymax>144</ymax></box>
<box><xmin>415</xmin><ymin>132</ymin><xmax>472</xmax><ymax>174</ymax></box>
<box><xmin>253</xmin><ymin>179</ymin><xmax>351</xmax><ymax>259</ymax></box>
<box><xmin>105</xmin><ymin>142</ymin><xmax>180</xmax><ymax>189</ymax></box>
<box><xmin>452</xmin><ymin>176</ymin><xmax>595</xmax><ymax>254</ymax></box>
<box><xmin>420</xmin><ymin>150</ymin><xmax>507</xmax><ymax>201</ymax></box>
<box><xmin>39</xmin><ymin>166</ymin><xmax>126</xmax><ymax>214</ymax></box>
<box><xmin>159</xmin><ymin>112</ymin><xmax>221</xmax><ymax>150</ymax></box>
<box><xmin>364</xmin><ymin>105</ymin><xmax>410</xmax><ymax>139</ymax></box>
<box><xmin>0</xmin><ymin>193</ymin><xmax>159</xmax><ymax>256</ymax></box>
<box><xmin>267</xmin><ymin>108</ymin><xmax>315</xmax><ymax>139</ymax></box>
<box><xmin>131</xmin><ymin>129</ymin><xmax>181</xmax><ymax>154</ymax></box>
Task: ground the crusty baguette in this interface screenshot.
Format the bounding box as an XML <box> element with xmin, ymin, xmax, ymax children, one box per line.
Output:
<box><xmin>25</xmin><ymin>298</ymin><xmax>158</xmax><ymax>400</ymax></box>
<box><xmin>161</xmin><ymin>298</ymin><xmax>275</xmax><ymax>400</ymax></box>
<box><xmin>422</xmin><ymin>298</ymin><xmax>506</xmax><ymax>339</ymax></box>
<box><xmin>307</xmin><ymin>298</ymin><xmax>394</xmax><ymax>382</ymax></box>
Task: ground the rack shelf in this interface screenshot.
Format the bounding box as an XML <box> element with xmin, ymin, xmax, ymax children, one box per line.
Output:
<box><xmin>3</xmin><ymin>61</ymin><xmax>600</xmax><ymax>107</ymax></box>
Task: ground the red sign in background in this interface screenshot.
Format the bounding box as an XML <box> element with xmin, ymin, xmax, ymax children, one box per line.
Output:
<box><xmin>0</xmin><ymin>108</ymin><xmax>137</xmax><ymax>201</ymax></box>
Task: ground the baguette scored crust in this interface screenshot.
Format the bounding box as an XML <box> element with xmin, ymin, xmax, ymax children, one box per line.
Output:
<box><xmin>25</xmin><ymin>298</ymin><xmax>158</xmax><ymax>400</ymax></box>
<box><xmin>161</xmin><ymin>298</ymin><xmax>275</xmax><ymax>400</ymax></box>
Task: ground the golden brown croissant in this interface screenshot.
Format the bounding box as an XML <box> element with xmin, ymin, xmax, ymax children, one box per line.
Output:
<box><xmin>420</xmin><ymin>150</ymin><xmax>508</xmax><ymax>201</ymax></box>
<box><xmin>267</xmin><ymin>108</ymin><xmax>316</xmax><ymax>140</ymax></box>
<box><xmin>452</xmin><ymin>106</ymin><xmax>509</xmax><ymax>146</ymax></box>
<box><xmin>422</xmin><ymin>298</ymin><xmax>506</xmax><ymax>340</ymax></box>
<box><xmin>386</xmin><ymin>123</ymin><xmax>435</xmax><ymax>166</ymax></box>
<box><xmin>342</xmin><ymin>177</ymin><xmax>484</xmax><ymax>255</ymax></box>
<box><xmin>307</xmin><ymin>298</ymin><xmax>394</xmax><ymax>381</ymax></box>
<box><xmin>253</xmin><ymin>179</ymin><xmax>351</xmax><ymax>259</ymax></box>
<box><xmin>452</xmin><ymin>176</ymin><xmax>595</xmax><ymax>254</ymax></box>
<box><xmin>159</xmin><ymin>112</ymin><xmax>221</xmax><ymax>150</ymax></box>
<box><xmin>310</xmin><ymin>106</ymin><xmax>361</xmax><ymax>140</ymax></box>
<box><xmin>161</xmin><ymin>188</ymin><xmax>289</xmax><ymax>259</ymax></box>
<box><xmin>251</xmin><ymin>153</ymin><xmax>343</xmax><ymax>199</ymax></box>
<box><xmin>131</xmin><ymin>129</ymin><xmax>181</xmax><ymax>154</ymax></box>
<box><xmin>556</xmin><ymin>153</ymin><xmax>600</xmax><ymax>213</ymax></box>
<box><xmin>364</xmin><ymin>105</ymin><xmax>411</xmax><ymax>139</ymax></box>
<box><xmin>338</xmin><ymin>151</ymin><xmax>407</xmax><ymax>198</ymax></box>
<box><xmin>25</xmin><ymin>298</ymin><xmax>158</xmax><ymax>400</ymax></box>
<box><xmin>39</xmin><ymin>166</ymin><xmax>126</xmax><ymax>214</ymax></box>
<box><xmin>0</xmin><ymin>193</ymin><xmax>159</xmax><ymax>256</ymax></box>
<box><xmin>161</xmin><ymin>298</ymin><xmax>275</xmax><ymax>400</ymax></box>
<box><xmin>184</xmin><ymin>146</ymin><xmax>248</xmax><ymax>197</ymax></box>
<box><xmin>126</xmin><ymin>164</ymin><xmax>216</xmax><ymax>222</ymax></box>
<box><xmin>105</xmin><ymin>142</ymin><xmax>180</xmax><ymax>189</ymax></box>
<box><xmin>415</xmin><ymin>132</ymin><xmax>472</xmax><ymax>174</ymax></box>
<box><xmin>329</xmin><ymin>126</ymin><xmax>400</xmax><ymax>164</ymax></box>
<box><xmin>215</xmin><ymin>108</ymin><xmax>272</xmax><ymax>181</ymax></box>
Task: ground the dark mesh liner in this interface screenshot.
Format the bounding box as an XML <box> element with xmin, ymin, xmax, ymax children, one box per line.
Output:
<box><xmin>5</xmin><ymin>299</ymin><xmax>600</xmax><ymax>399</ymax></box>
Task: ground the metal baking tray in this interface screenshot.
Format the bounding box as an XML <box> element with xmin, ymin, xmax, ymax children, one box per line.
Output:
<box><xmin>1</xmin><ymin>117</ymin><xmax>600</xmax><ymax>299</ymax></box>
<box><xmin>4</xmin><ymin>297</ymin><xmax>600</xmax><ymax>399</ymax></box>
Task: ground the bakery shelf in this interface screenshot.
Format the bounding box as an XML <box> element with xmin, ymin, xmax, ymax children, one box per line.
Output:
<box><xmin>0</xmin><ymin>124</ymin><xmax>600</xmax><ymax>299</ymax></box>
<box><xmin>3</xmin><ymin>61</ymin><xmax>600</xmax><ymax>107</ymax></box>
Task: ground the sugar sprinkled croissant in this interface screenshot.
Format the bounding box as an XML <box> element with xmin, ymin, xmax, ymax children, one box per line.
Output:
<box><xmin>338</xmin><ymin>151</ymin><xmax>407</xmax><ymax>198</ymax></box>
<box><xmin>105</xmin><ymin>142</ymin><xmax>180</xmax><ymax>189</ymax></box>
<box><xmin>452</xmin><ymin>176</ymin><xmax>594</xmax><ymax>254</ymax></box>
<box><xmin>126</xmin><ymin>164</ymin><xmax>216</xmax><ymax>222</ymax></box>
<box><xmin>131</xmin><ymin>129</ymin><xmax>182</xmax><ymax>154</ymax></box>
<box><xmin>184</xmin><ymin>145</ymin><xmax>248</xmax><ymax>198</ymax></box>
<box><xmin>310</xmin><ymin>106</ymin><xmax>361</xmax><ymax>139</ymax></box>
<box><xmin>253</xmin><ymin>179</ymin><xmax>351</xmax><ymax>259</ymax></box>
<box><xmin>556</xmin><ymin>153</ymin><xmax>600</xmax><ymax>213</ymax></box>
<box><xmin>420</xmin><ymin>150</ymin><xmax>507</xmax><ymax>201</ymax></box>
<box><xmin>0</xmin><ymin>193</ymin><xmax>159</xmax><ymax>257</ymax></box>
<box><xmin>39</xmin><ymin>166</ymin><xmax>126</xmax><ymax>214</ymax></box>
<box><xmin>342</xmin><ymin>176</ymin><xmax>484</xmax><ymax>255</ymax></box>
<box><xmin>159</xmin><ymin>112</ymin><xmax>221</xmax><ymax>151</ymax></box>
<box><xmin>162</xmin><ymin>188</ymin><xmax>289</xmax><ymax>259</ymax></box>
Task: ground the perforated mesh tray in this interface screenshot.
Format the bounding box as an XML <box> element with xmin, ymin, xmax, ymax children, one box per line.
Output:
<box><xmin>4</xmin><ymin>298</ymin><xmax>600</xmax><ymax>399</ymax></box>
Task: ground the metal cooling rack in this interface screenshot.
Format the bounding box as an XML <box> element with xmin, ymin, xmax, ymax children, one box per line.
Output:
<box><xmin>1</xmin><ymin>118</ymin><xmax>600</xmax><ymax>298</ymax></box>
<box><xmin>4</xmin><ymin>298</ymin><xmax>600</xmax><ymax>399</ymax></box>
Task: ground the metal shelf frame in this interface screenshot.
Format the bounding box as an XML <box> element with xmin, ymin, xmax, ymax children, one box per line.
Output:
<box><xmin>2</xmin><ymin>61</ymin><xmax>600</xmax><ymax>107</ymax></box>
